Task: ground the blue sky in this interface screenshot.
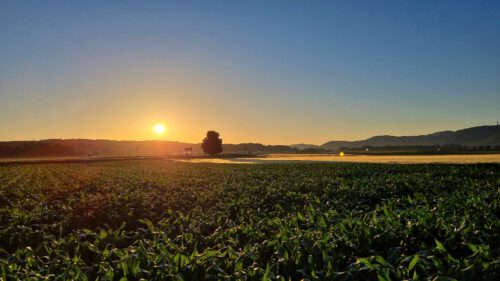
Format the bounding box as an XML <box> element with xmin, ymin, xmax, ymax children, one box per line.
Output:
<box><xmin>1</xmin><ymin>0</ymin><xmax>499</xmax><ymax>144</ymax></box>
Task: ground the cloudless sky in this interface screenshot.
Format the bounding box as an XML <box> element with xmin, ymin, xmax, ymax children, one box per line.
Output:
<box><xmin>1</xmin><ymin>0</ymin><xmax>499</xmax><ymax>144</ymax></box>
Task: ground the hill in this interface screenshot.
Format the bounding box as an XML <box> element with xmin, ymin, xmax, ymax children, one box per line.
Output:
<box><xmin>0</xmin><ymin>139</ymin><xmax>302</xmax><ymax>158</ymax></box>
<box><xmin>1</xmin><ymin>125</ymin><xmax>499</xmax><ymax>158</ymax></box>
<box><xmin>321</xmin><ymin>125</ymin><xmax>500</xmax><ymax>150</ymax></box>
<box><xmin>0</xmin><ymin>141</ymin><xmax>80</xmax><ymax>158</ymax></box>
<box><xmin>290</xmin><ymin>144</ymin><xmax>321</xmax><ymax>150</ymax></box>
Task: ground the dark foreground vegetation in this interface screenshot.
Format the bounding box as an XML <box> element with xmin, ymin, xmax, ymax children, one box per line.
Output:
<box><xmin>0</xmin><ymin>161</ymin><xmax>499</xmax><ymax>280</ymax></box>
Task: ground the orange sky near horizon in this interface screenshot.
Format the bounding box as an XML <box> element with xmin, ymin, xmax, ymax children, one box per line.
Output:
<box><xmin>0</xmin><ymin>61</ymin><xmax>494</xmax><ymax>145</ymax></box>
<box><xmin>0</xmin><ymin>62</ymin><xmax>494</xmax><ymax>145</ymax></box>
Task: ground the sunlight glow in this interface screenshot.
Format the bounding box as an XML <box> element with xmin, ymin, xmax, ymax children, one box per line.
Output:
<box><xmin>153</xmin><ymin>123</ymin><xmax>166</xmax><ymax>135</ymax></box>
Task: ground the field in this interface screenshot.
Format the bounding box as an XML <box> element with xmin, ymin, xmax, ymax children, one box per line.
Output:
<box><xmin>179</xmin><ymin>153</ymin><xmax>500</xmax><ymax>164</ymax></box>
<box><xmin>0</xmin><ymin>160</ymin><xmax>499</xmax><ymax>280</ymax></box>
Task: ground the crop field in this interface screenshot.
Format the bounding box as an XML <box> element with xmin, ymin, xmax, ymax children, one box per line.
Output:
<box><xmin>0</xmin><ymin>160</ymin><xmax>499</xmax><ymax>280</ymax></box>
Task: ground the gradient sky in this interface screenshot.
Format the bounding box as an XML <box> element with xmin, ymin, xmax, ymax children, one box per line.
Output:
<box><xmin>1</xmin><ymin>0</ymin><xmax>499</xmax><ymax>144</ymax></box>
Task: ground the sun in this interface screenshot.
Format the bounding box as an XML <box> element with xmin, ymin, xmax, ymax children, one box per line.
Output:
<box><xmin>153</xmin><ymin>123</ymin><xmax>166</xmax><ymax>135</ymax></box>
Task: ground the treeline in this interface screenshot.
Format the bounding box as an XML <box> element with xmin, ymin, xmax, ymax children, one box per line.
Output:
<box><xmin>0</xmin><ymin>142</ymin><xmax>79</xmax><ymax>158</ymax></box>
<box><xmin>339</xmin><ymin>144</ymin><xmax>500</xmax><ymax>153</ymax></box>
<box><xmin>222</xmin><ymin>143</ymin><xmax>331</xmax><ymax>154</ymax></box>
<box><xmin>1</xmin><ymin>139</ymin><xmax>498</xmax><ymax>159</ymax></box>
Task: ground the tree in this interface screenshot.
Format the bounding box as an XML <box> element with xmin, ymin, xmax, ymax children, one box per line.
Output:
<box><xmin>202</xmin><ymin>131</ymin><xmax>223</xmax><ymax>156</ymax></box>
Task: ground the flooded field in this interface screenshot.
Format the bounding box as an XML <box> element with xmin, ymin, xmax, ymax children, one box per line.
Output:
<box><xmin>178</xmin><ymin>153</ymin><xmax>500</xmax><ymax>164</ymax></box>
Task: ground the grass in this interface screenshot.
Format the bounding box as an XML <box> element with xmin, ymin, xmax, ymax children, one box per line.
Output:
<box><xmin>0</xmin><ymin>160</ymin><xmax>499</xmax><ymax>280</ymax></box>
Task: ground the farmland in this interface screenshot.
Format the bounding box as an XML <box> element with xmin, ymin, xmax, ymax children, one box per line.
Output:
<box><xmin>0</xmin><ymin>160</ymin><xmax>499</xmax><ymax>280</ymax></box>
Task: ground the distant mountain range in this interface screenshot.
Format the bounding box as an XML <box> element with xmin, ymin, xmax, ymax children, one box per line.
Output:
<box><xmin>320</xmin><ymin>125</ymin><xmax>500</xmax><ymax>150</ymax></box>
<box><xmin>1</xmin><ymin>125</ymin><xmax>499</xmax><ymax>158</ymax></box>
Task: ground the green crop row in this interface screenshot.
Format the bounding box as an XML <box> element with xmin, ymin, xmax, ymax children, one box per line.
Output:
<box><xmin>0</xmin><ymin>161</ymin><xmax>499</xmax><ymax>280</ymax></box>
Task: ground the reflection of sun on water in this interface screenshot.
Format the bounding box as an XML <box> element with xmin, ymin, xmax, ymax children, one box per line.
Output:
<box><xmin>153</xmin><ymin>123</ymin><xmax>166</xmax><ymax>135</ymax></box>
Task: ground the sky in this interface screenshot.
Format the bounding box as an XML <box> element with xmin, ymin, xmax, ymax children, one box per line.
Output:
<box><xmin>1</xmin><ymin>0</ymin><xmax>499</xmax><ymax>145</ymax></box>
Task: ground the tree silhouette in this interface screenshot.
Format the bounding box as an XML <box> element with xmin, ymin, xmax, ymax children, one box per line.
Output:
<box><xmin>202</xmin><ymin>131</ymin><xmax>223</xmax><ymax>156</ymax></box>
